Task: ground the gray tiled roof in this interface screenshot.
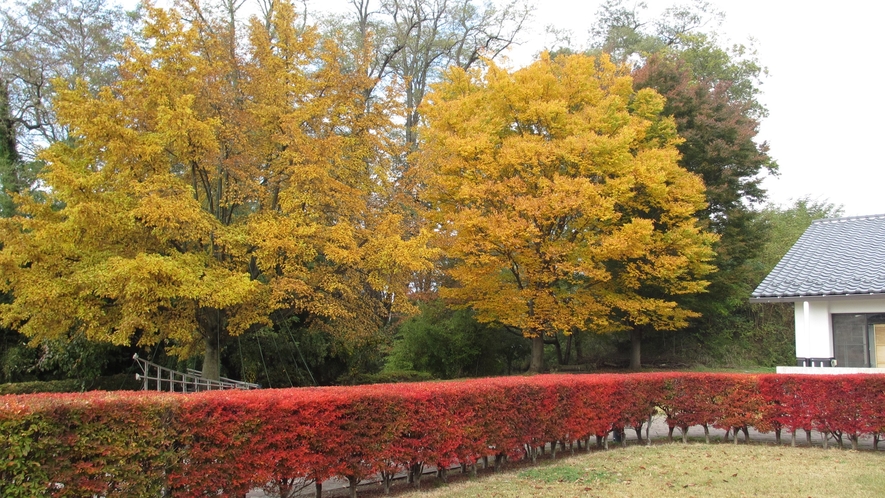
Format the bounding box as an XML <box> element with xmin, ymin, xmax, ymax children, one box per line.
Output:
<box><xmin>751</xmin><ymin>214</ymin><xmax>885</xmax><ymax>300</ymax></box>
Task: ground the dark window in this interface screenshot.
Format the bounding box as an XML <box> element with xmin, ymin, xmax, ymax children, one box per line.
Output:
<box><xmin>832</xmin><ymin>314</ymin><xmax>869</xmax><ymax>367</ymax></box>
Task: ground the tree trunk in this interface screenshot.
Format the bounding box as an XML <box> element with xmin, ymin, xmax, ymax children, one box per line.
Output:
<box><xmin>529</xmin><ymin>335</ymin><xmax>545</xmax><ymax>373</ymax></box>
<box><xmin>553</xmin><ymin>335</ymin><xmax>563</xmax><ymax>366</ymax></box>
<box><xmin>646</xmin><ymin>414</ymin><xmax>652</xmax><ymax>446</ymax></box>
<box><xmin>563</xmin><ymin>334</ymin><xmax>573</xmax><ymax>365</ymax></box>
<box><xmin>381</xmin><ymin>472</ymin><xmax>392</xmax><ymax>494</ymax></box>
<box><xmin>527</xmin><ymin>445</ymin><xmax>537</xmax><ymax>464</ymax></box>
<box><xmin>630</xmin><ymin>328</ymin><xmax>642</xmax><ymax>371</ymax></box>
<box><xmin>410</xmin><ymin>462</ymin><xmax>423</xmax><ymax>487</ymax></box>
<box><xmin>202</xmin><ymin>326</ymin><xmax>222</xmax><ymax>381</ymax></box>
<box><xmin>575</xmin><ymin>333</ymin><xmax>584</xmax><ymax>363</ymax></box>
<box><xmin>347</xmin><ymin>476</ymin><xmax>358</xmax><ymax>498</ymax></box>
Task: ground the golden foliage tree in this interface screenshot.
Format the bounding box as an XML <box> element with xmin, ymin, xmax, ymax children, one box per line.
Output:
<box><xmin>0</xmin><ymin>1</ymin><xmax>432</xmax><ymax>379</ymax></box>
<box><xmin>417</xmin><ymin>53</ymin><xmax>716</xmax><ymax>372</ymax></box>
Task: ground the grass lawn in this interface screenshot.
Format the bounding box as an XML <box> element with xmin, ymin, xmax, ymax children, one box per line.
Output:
<box><xmin>382</xmin><ymin>443</ymin><xmax>885</xmax><ymax>498</ymax></box>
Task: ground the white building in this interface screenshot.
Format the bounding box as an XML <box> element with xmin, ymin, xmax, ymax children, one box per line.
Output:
<box><xmin>750</xmin><ymin>214</ymin><xmax>885</xmax><ymax>373</ymax></box>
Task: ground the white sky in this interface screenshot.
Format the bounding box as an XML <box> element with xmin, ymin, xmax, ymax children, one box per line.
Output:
<box><xmin>502</xmin><ymin>0</ymin><xmax>885</xmax><ymax>217</ymax></box>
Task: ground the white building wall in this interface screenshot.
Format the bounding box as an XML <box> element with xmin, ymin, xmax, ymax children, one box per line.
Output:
<box><xmin>777</xmin><ymin>366</ymin><xmax>885</xmax><ymax>374</ymax></box>
<box><xmin>794</xmin><ymin>300</ymin><xmax>832</xmax><ymax>358</ymax></box>
<box><xmin>828</xmin><ymin>298</ymin><xmax>885</xmax><ymax>314</ymax></box>
<box><xmin>793</xmin><ymin>302</ymin><xmax>807</xmax><ymax>357</ymax></box>
<box><xmin>793</xmin><ymin>297</ymin><xmax>885</xmax><ymax>359</ymax></box>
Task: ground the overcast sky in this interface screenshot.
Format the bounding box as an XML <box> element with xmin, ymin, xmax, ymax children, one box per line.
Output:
<box><xmin>500</xmin><ymin>0</ymin><xmax>885</xmax><ymax>217</ymax></box>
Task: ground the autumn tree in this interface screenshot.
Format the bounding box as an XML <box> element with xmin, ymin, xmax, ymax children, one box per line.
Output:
<box><xmin>0</xmin><ymin>0</ymin><xmax>133</xmax><ymax>148</ymax></box>
<box><xmin>587</xmin><ymin>1</ymin><xmax>777</xmax><ymax>367</ymax></box>
<box><xmin>0</xmin><ymin>1</ymin><xmax>431</xmax><ymax>380</ymax></box>
<box><xmin>0</xmin><ymin>0</ymin><xmax>134</xmax><ymax>212</ymax></box>
<box><xmin>324</xmin><ymin>0</ymin><xmax>532</xmax><ymax>154</ymax></box>
<box><xmin>0</xmin><ymin>0</ymin><xmax>137</xmax><ymax>381</ymax></box>
<box><xmin>589</xmin><ymin>0</ymin><xmax>727</xmax><ymax>65</ymax></box>
<box><xmin>591</xmin><ymin>1</ymin><xmax>774</xmax><ymax>233</ymax></box>
<box><xmin>630</xmin><ymin>53</ymin><xmax>768</xmax><ymax>332</ymax></box>
<box><xmin>417</xmin><ymin>53</ymin><xmax>715</xmax><ymax>373</ymax></box>
<box><xmin>321</xmin><ymin>0</ymin><xmax>533</xmax><ymax>309</ymax></box>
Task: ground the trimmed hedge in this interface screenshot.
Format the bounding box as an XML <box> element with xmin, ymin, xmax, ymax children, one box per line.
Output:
<box><xmin>0</xmin><ymin>374</ymin><xmax>142</xmax><ymax>395</ymax></box>
<box><xmin>3</xmin><ymin>373</ymin><xmax>884</xmax><ymax>496</ymax></box>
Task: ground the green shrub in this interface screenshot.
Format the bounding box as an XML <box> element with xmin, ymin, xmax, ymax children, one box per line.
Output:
<box><xmin>0</xmin><ymin>374</ymin><xmax>141</xmax><ymax>395</ymax></box>
<box><xmin>339</xmin><ymin>369</ymin><xmax>434</xmax><ymax>385</ymax></box>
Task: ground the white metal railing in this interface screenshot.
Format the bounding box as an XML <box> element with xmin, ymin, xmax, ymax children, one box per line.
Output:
<box><xmin>133</xmin><ymin>354</ymin><xmax>261</xmax><ymax>392</ymax></box>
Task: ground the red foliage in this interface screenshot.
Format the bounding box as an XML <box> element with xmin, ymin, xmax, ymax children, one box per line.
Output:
<box><xmin>4</xmin><ymin>372</ymin><xmax>885</xmax><ymax>496</ymax></box>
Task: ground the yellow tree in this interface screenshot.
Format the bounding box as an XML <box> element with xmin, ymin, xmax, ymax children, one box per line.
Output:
<box><xmin>0</xmin><ymin>1</ymin><xmax>432</xmax><ymax>379</ymax></box>
<box><xmin>417</xmin><ymin>53</ymin><xmax>716</xmax><ymax>373</ymax></box>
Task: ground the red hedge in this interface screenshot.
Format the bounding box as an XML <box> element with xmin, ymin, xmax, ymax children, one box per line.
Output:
<box><xmin>3</xmin><ymin>373</ymin><xmax>884</xmax><ymax>496</ymax></box>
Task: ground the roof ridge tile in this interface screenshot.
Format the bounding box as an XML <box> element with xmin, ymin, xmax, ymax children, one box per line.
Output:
<box><xmin>813</xmin><ymin>213</ymin><xmax>885</xmax><ymax>224</ymax></box>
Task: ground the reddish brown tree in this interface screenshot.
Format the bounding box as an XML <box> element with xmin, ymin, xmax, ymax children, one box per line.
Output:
<box><xmin>628</xmin><ymin>53</ymin><xmax>776</xmax><ymax>368</ymax></box>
